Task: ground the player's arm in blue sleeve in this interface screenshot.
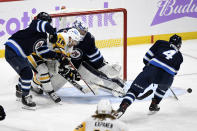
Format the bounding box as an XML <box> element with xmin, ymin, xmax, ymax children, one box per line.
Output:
<box><xmin>34</xmin><ymin>40</ymin><xmax>59</xmax><ymax>59</ymax></box>
<box><xmin>45</xmin><ymin>23</ymin><xmax>56</xmax><ymax>35</ymax></box>
<box><xmin>35</xmin><ymin>20</ymin><xmax>57</xmax><ymax>43</ymax></box>
<box><xmin>36</xmin><ymin>45</ymin><xmax>58</xmax><ymax>59</ymax></box>
<box><xmin>86</xmin><ymin>35</ymin><xmax>104</xmax><ymax>69</ymax></box>
<box><xmin>35</xmin><ymin>20</ymin><xmax>55</xmax><ymax>34</ymax></box>
<box><xmin>174</xmin><ymin>52</ymin><xmax>183</xmax><ymax>75</ymax></box>
<box><xmin>143</xmin><ymin>40</ymin><xmax>161</xmax><ymax>65</ymax></box>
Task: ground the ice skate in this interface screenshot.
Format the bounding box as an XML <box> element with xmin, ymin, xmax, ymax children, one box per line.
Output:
<box><xmin>0</xmin><ymin>105</ymin><xmax>6</xmax><ymax>120</ymax></box>
<box><xmin>148</xmin><ymin>98</ymin><xmax>160</xmax><ymax>115</ymax></box>
<box><xmin>16</xmin><ymin>85</ymin><xmax>22</xmax><ymax>101</ymax></box>
<box><xmin>46</xmin><ymin>90</ymin><xmax>61</xmax><ymax>103</ymax></box>
<box><xmin>22</xmin><ymin>95</ymin><xmax>36</xmax><ymax>110</ymax></box>
<box><xmin>113</xmin><ymin>102</ymin><xmax>129</xmax><ymax>119</ymax></box>
<box><xmin>31</xmin><ymin>86</ymin><xmax>43</xmax><ymax>95</ymax></box>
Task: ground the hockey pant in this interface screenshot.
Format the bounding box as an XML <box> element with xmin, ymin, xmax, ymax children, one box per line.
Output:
<box><xmin>5</xmin><ymin>46</ymin><xmax>32</xmax><ymax>96</ymax></box>
<box><xmin>125</xmin><ymin>65</ymin><xmax>173</xmax><ymax>104</ymax></box>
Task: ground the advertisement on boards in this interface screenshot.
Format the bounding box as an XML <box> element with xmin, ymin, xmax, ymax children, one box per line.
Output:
<box><xmin>0</xmin><ymin>0</ymin><xmax>197</xmax><ymax>50</ymax></box>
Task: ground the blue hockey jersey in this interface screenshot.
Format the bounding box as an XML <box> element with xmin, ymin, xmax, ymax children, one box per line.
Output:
<box><xmin>58</xmin><ymin>28</ymin><xmax>104</xmax><ymax>69</ymax></box>
<box><xmin>72</xmin><ymin>32</ymin><xmax>104</xmax><ymax>69</ymax></box>
<box><xmin>5</xmin><ymin>19</ymin><xmax>56</xmax><ymax>58</ymax></box>
<box><xmin>143</xmin><ymin>40</ymin><xmax>183</xmax><ymax>76</ymax></box>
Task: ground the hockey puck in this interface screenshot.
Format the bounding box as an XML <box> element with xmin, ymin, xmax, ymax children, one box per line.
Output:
<box><xmin>187</xmin><ymin>88</ymin><xmax>192</xmax><ymax>93</ymax></box>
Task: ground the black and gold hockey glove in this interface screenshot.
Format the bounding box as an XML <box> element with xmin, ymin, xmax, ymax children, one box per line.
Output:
<box><xmin>59</xmin><ymin>66</ymin><xmax>81</xmax><ymax>81</ymax></box>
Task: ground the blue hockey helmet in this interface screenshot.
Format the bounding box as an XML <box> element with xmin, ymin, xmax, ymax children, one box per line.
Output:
<box><xmin>37</xmin><ymin>12</ymin><xmax>52</xmax><ymax>23</ymax></box>
<box><xmin>169</xmin><ymin>34</ymin><xmax>182</xmax><ymax>49</ymax></box>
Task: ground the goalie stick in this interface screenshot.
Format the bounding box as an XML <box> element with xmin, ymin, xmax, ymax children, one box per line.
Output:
<box><xmin>58</xmin><ymin>70</ymin><xmax>86</xmax><ymax>94</ymax></box>
<box><xmin>82</xmin><ymin>61</ymin><xmax>125</xmax><ymax>88</ymax></box>
<box><xmin>93</xmin><ymin>82</ymin><xmax>153</xmax><ymax>100</ymax></box>
<box><xmin>66</xmin><ymin>80</ymin><xmax>86</xmax><ymax>94</ymax></box>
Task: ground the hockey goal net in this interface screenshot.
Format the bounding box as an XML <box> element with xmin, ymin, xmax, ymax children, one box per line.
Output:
<box><xmin>50</xmin><ymin>8</ymin><xmax>127</xmax><ymax>80</ymax></box>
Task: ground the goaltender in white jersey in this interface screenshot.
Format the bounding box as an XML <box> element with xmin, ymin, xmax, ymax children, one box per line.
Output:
<box><xmin>74</xmin><ymin>99</ymin><xmax>128</xmax><ymax>131</ymax></box>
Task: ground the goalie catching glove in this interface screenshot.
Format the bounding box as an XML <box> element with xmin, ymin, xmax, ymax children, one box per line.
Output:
<box><xmin>59</xmin><ymin>65</ymin><xmax>81</xmax><ymax>82</ymax></box>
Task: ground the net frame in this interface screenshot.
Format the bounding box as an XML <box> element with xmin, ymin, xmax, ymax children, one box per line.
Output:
<box><xmin>50</xmin><ymin>8</ymin><xmax>127</xmax><ymax>80</ymax></box>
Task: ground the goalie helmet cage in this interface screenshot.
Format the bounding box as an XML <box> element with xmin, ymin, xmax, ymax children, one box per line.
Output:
<box><xmin>50</xmin><ymin>8</ymin><xmax>127</xmax><ymax>80</ymax></box>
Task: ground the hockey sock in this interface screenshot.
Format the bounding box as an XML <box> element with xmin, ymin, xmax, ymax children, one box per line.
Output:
<box><xmin>153</xmin><ymin>88</ymin><xmax>166</xmax><ymax>104</ymax></box>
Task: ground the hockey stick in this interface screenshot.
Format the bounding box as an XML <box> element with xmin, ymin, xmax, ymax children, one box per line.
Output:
<box><xmin>93</xmin><ymin>82</ymin><xmax>153</xmax><ymax>100</ymax></box>
<box><xmin>58</xmin><ymin>69</ymin><xmax>86</xmax><ymax>94</ymax></box>
<box><xmin>183</xmin><ymin>53</ymin><xmax>197</xmax><ymax>60</ymax></box>
<box><xmin>57</xmin><ymin>47</ymin><xmax>96</xmax><ymax>95</ymax></box>
<box><xmin>135</xmin><ymin>90</ymin><xmax>153</xmax><ymax>100</ymax></box>
<box><xmin>67</xmin><ymin>79</ymin><xmax>86</xmax><ymax>94</ymax></box>
<box><xmin>92</xmin><ymin>82</ymin><xmax>125</xmax><ymax>96</ymax></box>
<box><xmin>169</xmin><ymin>88</ymin><xmax>179</xmax><ymax>100</ymax></box>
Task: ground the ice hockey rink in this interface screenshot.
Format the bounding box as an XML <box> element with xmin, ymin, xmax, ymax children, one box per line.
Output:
<box><xmin>0</xmin><ymin>39</ymin><xmax>197</xmax><ymax>131</ymax></box>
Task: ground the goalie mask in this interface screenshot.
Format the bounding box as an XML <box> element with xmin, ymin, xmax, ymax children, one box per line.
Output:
<box><xmin>73</xmin><ymin>20</ymin><xmax>88</xmax><ymax>37</ymax></box>
<box><xmin>97</xmin><ymin>99</ymin><xmax>112</xmax><ymax>115</ymax></box>
<box><xmin>37</xmin><ymin>12</ymin><xmax>52</xmax><ymax>23</ymax></box>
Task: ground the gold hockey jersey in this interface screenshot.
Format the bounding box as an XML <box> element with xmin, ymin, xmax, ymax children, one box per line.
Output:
<box><xmin>74</xmin><ymin>117</ymin><xmax>128</xmax><ymax>131</ymax></box>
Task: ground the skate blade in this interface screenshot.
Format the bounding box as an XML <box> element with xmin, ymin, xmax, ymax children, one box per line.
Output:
<box><xmin>22</xmin><ymin>105</ymin><xmax>36</xmax><ymax>110</ymax></box>
<box><xmin>148</xmin><ymin>111</ymin><xmax>158</xmax><ymax>115</ymax></box>
<box><xmin>55</xmin><ymin>101</ymin><xmax>63</xmax><ymax>105</ymax></box>
<box><xmin>31</xmin><ymin>90</ymin><xmax>43</xmax><ymax>95</ymax></box>
<box><xmin>16</xmin><ymin>97</ymin><xmax>21</xmax><ymax>102</ymax></box>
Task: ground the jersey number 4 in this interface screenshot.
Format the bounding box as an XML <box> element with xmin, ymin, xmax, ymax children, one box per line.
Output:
<box><xmin>163</xmin><ymin>50</ymin><xmax>176</xmax><ymax>60</ymax></box>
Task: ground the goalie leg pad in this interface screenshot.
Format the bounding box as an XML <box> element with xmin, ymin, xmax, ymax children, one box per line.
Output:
<box><xmin>98</xmin><ymin>63</ymin><xmax>122</xmax><ymax>78</ymax></box>
<box><xmin>78</xmin><ymin>64</ymin><xmax>125</xmax><ymax>97</ymax></box>
<box><xmin>50</xmin><ymin>74</ymin><xmax>67</xmax><ymax>91</ymax></box>
<box><xmin>78</xmin><ymin>65</ymin><xmax>103</xmax><ymax>94</ymax></box>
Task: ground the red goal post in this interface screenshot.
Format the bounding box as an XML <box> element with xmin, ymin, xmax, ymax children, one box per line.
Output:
<box><xmin>50</xmin><ymin>8</ymin><xmax>127</xmax><ymax>80</ymax></box>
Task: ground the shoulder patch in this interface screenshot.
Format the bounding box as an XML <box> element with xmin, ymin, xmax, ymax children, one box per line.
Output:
<box><xmin>34</xmin><ymin>39</ymin><xmax>45</xmax><ymax>50</ymax></box>
<box><xmin>70</xmin><ymin>48</ymin><xmax>83</xmax><ymax>59</ymax></box>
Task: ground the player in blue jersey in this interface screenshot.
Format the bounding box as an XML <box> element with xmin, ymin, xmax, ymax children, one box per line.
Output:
<box><xmin>4</xmin><ymin>12</ymin><xmax>58</xmax><ymax>109</ymax></box>
<box><xmin>71</xmin><ymin>21</ymin><xmax>104</xmax><ymax>70</ymax></box>
<box><xmin>0</xmin><ymin>105</ymin><xmax>6</xmax><ymax>121</ymax></box>
<box><xmin>114</xmin><ymin>34</ymin><xmax>183</xmax><ymax>118</ymax></box>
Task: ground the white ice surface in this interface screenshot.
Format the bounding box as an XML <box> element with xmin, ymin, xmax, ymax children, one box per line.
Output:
<box><xmin>0</xmin><ymin>39</ymin><xmax>197</xmax><ymax>131</ymax></box>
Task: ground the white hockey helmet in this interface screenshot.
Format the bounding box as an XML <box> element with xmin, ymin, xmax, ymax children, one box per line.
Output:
<box><xmin>67</xmin><ymin>28</ymin><xmax>81</xmax><ymax>42</ymax></box>
<box><xmin>73</xmin><ymin>19</ymin><xmax>88</xmax><ymax>32</ymax></box>
<box><xmin>97</xmin><ymin>99</ymin><xmax>113</xmax><ymax>115</ymax></box>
